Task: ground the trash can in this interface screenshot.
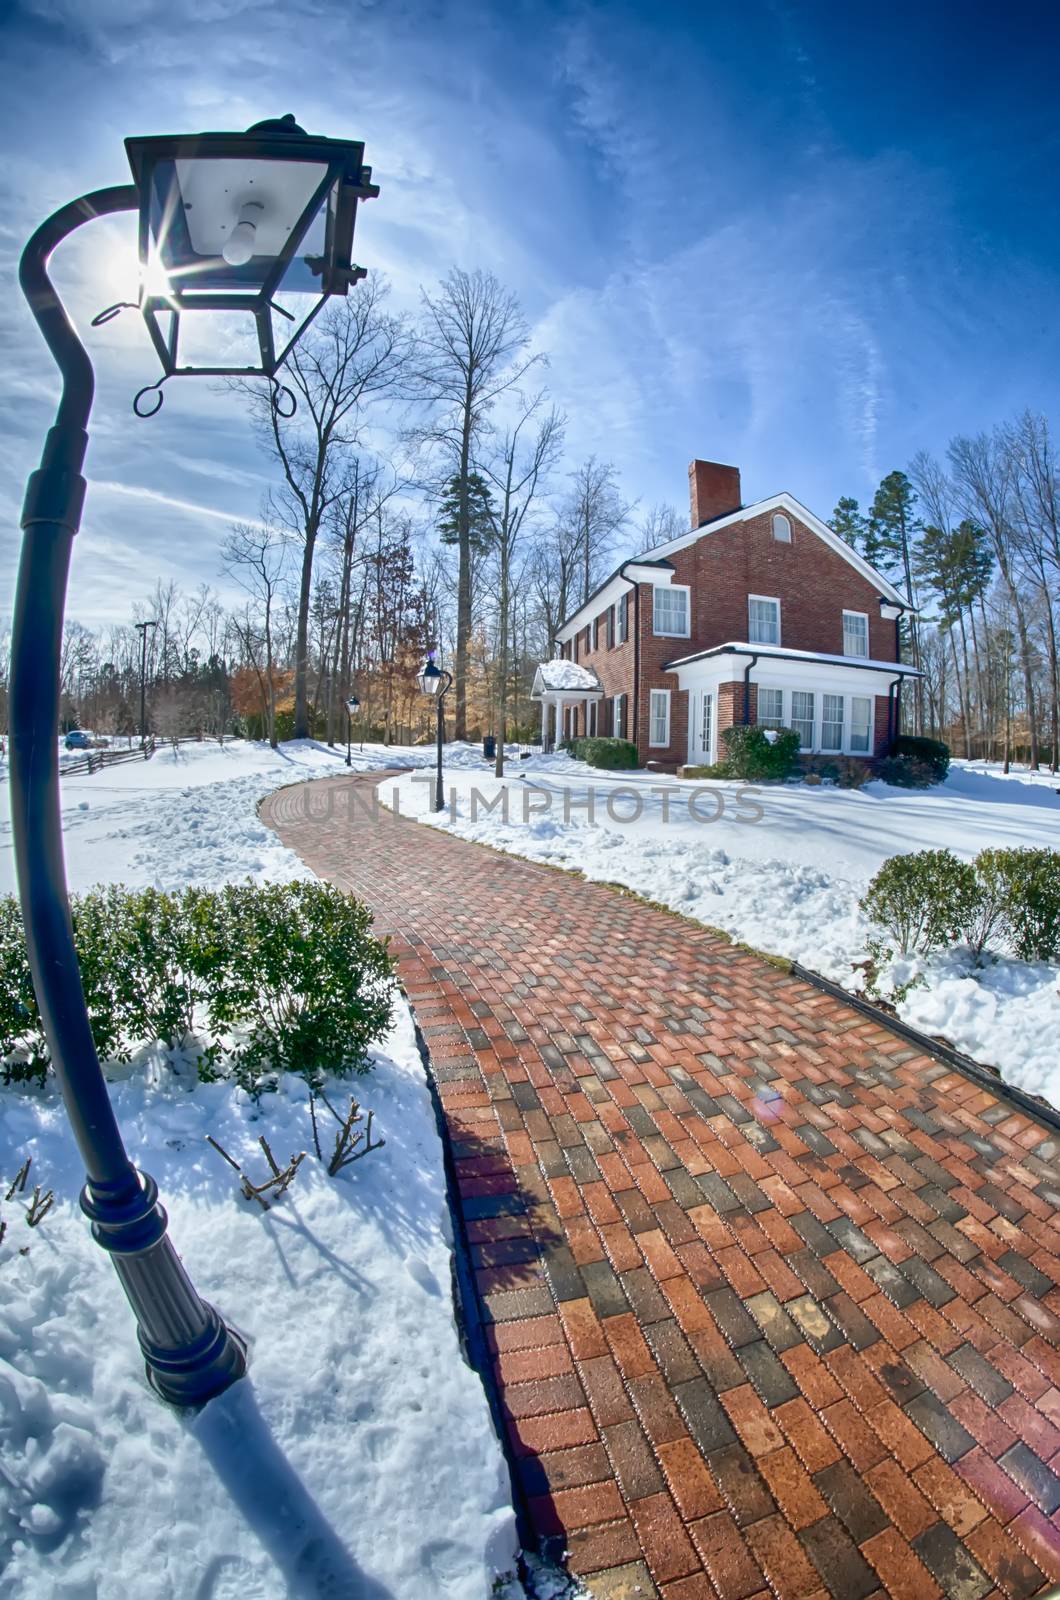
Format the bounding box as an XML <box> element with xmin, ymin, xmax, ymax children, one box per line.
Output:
<box><xmin>482</xmin><ymin>734</ymin><xmax>496</xmax><ymax>761</ymax></box>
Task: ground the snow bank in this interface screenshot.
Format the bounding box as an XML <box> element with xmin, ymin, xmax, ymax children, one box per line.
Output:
<box><xmin>0</xmin><ymin>738</ymin><xmax>526</xmax><ymax>1598</ymax></box>
<box><xmin>387</xmin><ymin>757</ymin><xmax>1060</xmax><ymax>1111</ymax></box>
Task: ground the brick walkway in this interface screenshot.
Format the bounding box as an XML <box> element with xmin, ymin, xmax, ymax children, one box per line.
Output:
<box><xmin>262</xmin><ymin>773</ymin><xmax>1060</xmax><ymax>1600</ymax></box>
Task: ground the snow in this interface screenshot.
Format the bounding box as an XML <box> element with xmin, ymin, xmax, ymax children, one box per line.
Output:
<box><xmin>387</xmin><ymin>753</ymin><xmax>1060</xmax><ymax>1112</ymax></box>
<box><xmin>531</xmin><ymin>661</ymin><xmax>602</xmax><ymax>693</ymax></box>
<box><xmin>0</xmin><ymin>737</ymin><xmax>529</xmax><ymax>1599</ymax></box>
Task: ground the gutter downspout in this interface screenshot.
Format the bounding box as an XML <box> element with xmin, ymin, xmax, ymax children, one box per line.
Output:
<box><xmin>742</xmin><ymin>654</ymin><xmax>759</xmax><ymax>724</ymax></box>
<box><xmin>886</xmin><ymin>675</ymin><xmax>902</xmax><ymax>754</ymax></box>
<box><xmin>631</xmin><ymin>584</ymin><xmax>641</xmax><ymax>752</ymax></box>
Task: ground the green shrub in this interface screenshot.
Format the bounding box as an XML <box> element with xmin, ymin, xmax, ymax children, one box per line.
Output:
<box><xmin>571</xmin><ymin>736</ymin><xmax>638</xmax><ymax>770</ymax></box>
<box><xmin>974</xmin><ymin>847</ymin><xmax>1060</xmax><ymax>962</ymax></box>
<box><xmin>873</xmin><ymin>754</ymin><xmax>940</xmax><ymax>788</ymax></box>
<box><xmin>860</xmin><ymin>849</ymin><xmax>978</xmax><ymax>956</ymax></box>
<box><xmin>197</xmin><ymin>881</ymin><xmax>395</xmax><ymax>1090</ymax></box>
<box><xmin>1</xmin><ymin>882</ymin><xmax>395</xmax><ymax>1094</ymax></box>
<box><xmin>895</xmin><ymin>734</ymin><xmax>950</xmax><ymax>782</ymax></box>
<box><xmin>716</xmin><ymin>724</ymin><xmax>801</xmax><ymax>781</ymax></box>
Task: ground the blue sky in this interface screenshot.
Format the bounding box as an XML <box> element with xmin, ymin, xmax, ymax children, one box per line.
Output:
<box><xmin>2</xmin><ymin>0</ymin><xmax>1059</xmax><ymax>625</ymax></box>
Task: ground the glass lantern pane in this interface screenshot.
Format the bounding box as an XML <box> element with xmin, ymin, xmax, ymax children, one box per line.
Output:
<box><xmin>147</xmin><ymin>156</ymin><xmax>329</xmax><ymax>293</ymax></box>
<box><xmin>175</xmin><ymin>306</ymin><xmax>263</xmax><ymax>373</ymax></box>
<box><xmin>268</xmin><ymin>294</ymin><xmax>327</xmax><ymax>373</ymax></box>
<box><xmin>271</xmin><ymin>179</ymin><xmax>337</xmax><ymax>297</ymax></box>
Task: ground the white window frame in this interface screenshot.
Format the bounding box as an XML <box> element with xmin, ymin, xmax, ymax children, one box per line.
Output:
<box><xmin>652</xmin><ymin>584</ymin><xmax>690</xmax><ymax>639</ymax></box>
<box><xmin>613</xmin><ymin>692</ymin><xmax>624</xmax><ymax>739</ymax></box>
<box><xmin>614</xmin><ymin>595</ymin><xmax>628</xmax><ymax>645</ymax></box>
<box><xmin>790</xmin><ymin>689</ymin><xmax>815</xmax><ymax>749</ymax></box>
<box><xmin>649</xmin><ymin>688</ymin><xmax>671</xmax><ymax>747</ymax></box>
<box><xmin>757</xmin><ymin>686</ymin><xmax>785</xmax><ymax>729</ymax></box>
<box><xmin>821</xmin><ymin>693</ymin><xmax>844</xmax><ymax>752</ymax></box>
<box><xmin>748</xmin><ymin>594</ymin><xmax>781</xmax><ymax>646</ymax></box>
<box><xmin>842</xmin><ymin>610</ymin><xmax>870</xmax><ymax>659</ymax></box>
<box><xmin>772</xmin><ymin>513</ymin><xmax>792</xmax><ymax>543</ymax></box>
<box><xmin>850</xmin><ymin>695</ymin><xmax>872</xmax><ymax>754</ymax></box>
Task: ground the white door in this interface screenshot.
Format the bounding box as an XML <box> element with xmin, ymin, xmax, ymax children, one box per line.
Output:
<box><xmin>689</xmin><ymin>691</ymin><xmax>714</xmax><ymax>764</ymax></box>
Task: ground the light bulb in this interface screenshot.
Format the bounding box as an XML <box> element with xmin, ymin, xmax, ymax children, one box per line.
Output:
<box><xmin>222</xmin><ymin>201</ymin><xmax>263</xmax><ymax>266</ymax></box>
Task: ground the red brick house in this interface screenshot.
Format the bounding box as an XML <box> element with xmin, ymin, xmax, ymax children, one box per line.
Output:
<box><xmin>532</xmin><ymin>460</ymin><xmax>918</xmax><ymax>768</ymax></box>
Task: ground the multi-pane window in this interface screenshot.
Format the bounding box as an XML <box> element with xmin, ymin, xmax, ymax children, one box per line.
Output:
<box><xmin>757</xmin><ymin>687</ymin><xmax>784</xmax><ymax>729</ymax></box>
<box><xmin>850</xmin><ymin>696</ymin><xmax>872</xmax><ymax>753</ymax></box>
<box><xmin>615</xmin><ymin>595</ymin><xmax>628</xmax><ymax>644</ymax></box>
<box><xmin>772</xmin><ymin>513</ymin><xmax>792</xmax><ymax>543</ymax></box>
<box><xmin>821</xmin><ymin>694</ymin><xmax>844</xmax><ymax>751</ymax></box>
<box><xmin>701</xmin><ymin>693</ymin><xmax>713</xmax><ymax>760</ymax></box>
<box><xmin>653</xmin><ymin>586</ymin><xmax>689</xmax><ymax>637</ymax></box>
<box><xmin>613</xmin><ymin>693</ymin><xmax>624</xmax><ymax>739</ymax></box>
<box><xmin>791</xmin><ymin>690</ymin><xmax>815</xmax><ymax>748</ymax></box>
<box><xmin>649</xmin><ymin>689</ymin><xmax>670</xmax><ymax>747</ymax></box>
<box><xmin>842</xmin><ymin>611</ymin><xmax>869</xmax><ymax>658</ymax></box>
<box><xmin>748</xmin><ymin>596</ymin><xmax>780</xmax><ymax>644</ymax></box>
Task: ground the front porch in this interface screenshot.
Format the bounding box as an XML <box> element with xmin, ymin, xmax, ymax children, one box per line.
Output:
<box><xmin>530</xmin><ymin>660</ymin><xmax>605</xmax><ymax>753</ymax></box>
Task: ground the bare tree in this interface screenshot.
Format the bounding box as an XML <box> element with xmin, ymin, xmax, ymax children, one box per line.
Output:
<box><xmin>949</xmin><ymin>431</ymin><xmax>1041</xmax><ymax>767</ymax></box>
<box><xmin>1004</xmin><ymin>412</ymin><xmax>1060</xmax><ymax>772</ymax></box>
<box><xmin>479</xmin><ymin>397</ymin><xmax>564</xmax><ymax>775</ymax></box>
<box><xmin>236</xmin><ymin>283</ymin><xmax>409</xmax><ymax>738</ymax></box>
<box><xmin>636</xmin><ymin>502</ymin><xmax>685</xmax><ymax>552</ymax></box>
<box><xmin>414</xmin><ymin>269</ymin><xmax>538</xmax><ymax>738</ymax></box>
<box><xmin>560</xmin><ymin>457</ymin><xmax>635</xmax><ymax>605</ymax></box>
<box><xmin>222</xmin><ymin>522</ymin><xmax>287</xmax><ymax>747</ymax></box>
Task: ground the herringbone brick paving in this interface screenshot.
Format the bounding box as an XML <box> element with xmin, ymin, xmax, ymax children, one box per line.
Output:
<box><xmin>263</xmin><ymin>773</ymin><xmax>1060</xmax><ymax>1600</ymax></box>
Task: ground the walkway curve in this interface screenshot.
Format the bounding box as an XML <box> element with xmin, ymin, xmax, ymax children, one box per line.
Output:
<box><xmin>263</xmin><ymin>772</ymin><xmax>1060</xmax><ymax>1600</ymax></box>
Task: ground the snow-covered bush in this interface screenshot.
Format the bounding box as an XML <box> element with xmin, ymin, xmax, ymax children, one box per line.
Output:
<box><xmin>974</xmin><ymin>847</ymin><xmax>1060</xmax><ymax>961</ymax></box>
<box><xmin>196</xmin><ymin>881</ymin><xmax>395</xmax><ymax>1090</ymax></box>
<box><xmin>718</xmin><ymin>724</ymin><xmax>801</xmax><ymax>780</ymax></box>
<box><xmin>860</xmin><ymin>849</ymin><xmax>978</xmax><ymax>956</ymax></box>
<box><xmin>571</xmin><ymin>736</ymin><xmax>638</xmax><ymax>769</ymax></box>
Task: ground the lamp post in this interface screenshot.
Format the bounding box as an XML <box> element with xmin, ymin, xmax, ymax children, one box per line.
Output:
<box><xmin>134</xmin><ymin>618</ymin><xmax>157</xmax><ymax>749</ymax></box>
<box><xmin>417</xmin><ymin>653</ymin><xmax>452</xmax><ymax>813</ymax></box>
<box><xmin>10</xmin><ymin>114</ymin><xmax>378</xmax><ymax>1407</ymax></box>
<box><xmin>344</xmin><ymin>694</ymin><xmax>360</xmax><ymax>766</ymax></box>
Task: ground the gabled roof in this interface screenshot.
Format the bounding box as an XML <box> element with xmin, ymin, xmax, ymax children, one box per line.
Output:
<box><xmin>554</xmin><ymin>559</ymin><xmax>675</xmax><ymax>643</ymax></box>
<box><xmin>642</xmin><ymin>492</ymin><xmax>913</xmax><ymax>610</ymax></box>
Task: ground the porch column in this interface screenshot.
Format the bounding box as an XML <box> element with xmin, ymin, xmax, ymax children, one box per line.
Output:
<box><xmin>540</xmin><ymin>696</ymin><xmax>549</xmax><ymax>752</ymax></box>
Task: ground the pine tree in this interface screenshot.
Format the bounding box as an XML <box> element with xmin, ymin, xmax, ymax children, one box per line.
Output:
<box><xmin>829</xmin><ymin>497</ymin><xmax>865</xmax><ymax>550</ymax></box>
<box><xmin>437</xmin><ymin>472</ymin><xmax>495</xmax><ymax>554</ymax></box>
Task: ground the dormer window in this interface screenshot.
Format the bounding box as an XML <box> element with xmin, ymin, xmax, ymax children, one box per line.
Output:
<box><xmin>772</xmin><ymin>513</ymin><xmax>792</xmax><ymax>543</ymax></box>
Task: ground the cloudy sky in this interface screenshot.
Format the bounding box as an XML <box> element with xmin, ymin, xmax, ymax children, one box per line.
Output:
<box><xmin>2</xmin><ymin>0</ymin><xmax>1058</xmax><ymax>626</ymax></box>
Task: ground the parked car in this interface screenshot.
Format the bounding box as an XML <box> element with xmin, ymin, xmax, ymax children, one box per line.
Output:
<box><xmin>64</xmin><ymin>730</ymin><xmax>110</xmax><ymax>750</ymax></box>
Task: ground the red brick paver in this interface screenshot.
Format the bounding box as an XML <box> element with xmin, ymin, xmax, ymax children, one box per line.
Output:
<box><xmin>263</xmin><ymin>774</ymin><xmax>1060</xmax><ymax>1600</ymax></box>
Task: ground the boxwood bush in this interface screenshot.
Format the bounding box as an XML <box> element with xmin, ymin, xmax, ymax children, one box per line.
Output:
<box><xmin>718</xmin><ymin>724</ymin><xmax>801</xmax><ymax>781</ymax></box>
<box><xmin>570</xmin><ymin>736</ymin><xmax>639</xmax><ymax>770</ymax></box>
<box><xmin>860</xmin><ymin>845</ymin><xmax>1060</xmax><ymax>964</ymax></box>
<box><xmin>0</xmin><ymin>882</ymin><xmax>394</xmax><ymax>1093</ymax></box>
<box><xmin>895</xmin><ymin>734</ymin><xmax>950</xmax><ymax>783</ymax></box>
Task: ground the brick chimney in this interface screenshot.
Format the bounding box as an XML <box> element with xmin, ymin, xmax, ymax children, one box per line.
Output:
<box><xmin>688</xmin><ymin>460</ymin><xmax>741</xmax><ymax>528</ymax></box>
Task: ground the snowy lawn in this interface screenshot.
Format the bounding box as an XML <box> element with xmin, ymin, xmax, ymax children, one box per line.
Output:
<box><xmin>386</xmin><ymin>753</ymin><xmax>1060</xmax><ymax>1112</ymax></box>
<box><xmin>0</xmin><ymin>738</ymin><xmax>532</xmax><ymax>1600</ymax></box>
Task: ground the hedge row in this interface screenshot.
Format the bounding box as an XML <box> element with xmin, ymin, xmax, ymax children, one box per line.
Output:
<box><xmin>0</xmin><ymin>882</ymin><xmax>394</xmax><ymax>1094</ymax></box>
<box><xmin>860</xmin><ymin>847</ymin><xmax>1060</xmax><ymax>964</ymax></box>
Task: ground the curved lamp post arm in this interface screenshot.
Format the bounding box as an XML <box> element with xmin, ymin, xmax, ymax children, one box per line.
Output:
<box><xmin>10</xmin><ymin>187</ymin><xmax>246</xmax><ymax>1406</ymax></box>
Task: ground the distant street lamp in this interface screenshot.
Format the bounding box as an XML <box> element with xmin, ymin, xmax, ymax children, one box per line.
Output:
<box><xmin>417</xmin><ymin>653</ymin><xmax>452</xmax><ymax>813</ymax></box>
<box><xmin>134</xmin><ymin>618</ymin><xmax>158</xmax><ymax>749</ymax></box>
<box><xmin>344</xmin><ymin>694</ymin><xmax>361</xmax><ymax>766</ymax></box>
<box><xmin>9</xmin><ymin>114</ymin><xmax>378</xmax><ymax>1407</ymax></box>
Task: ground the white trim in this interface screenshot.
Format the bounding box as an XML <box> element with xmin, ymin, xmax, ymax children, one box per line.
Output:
<box><xmin>612</xmin><ymin>692</ymin><xmax>625</xmax><ymax>739</ymax></box>
<box><xmin>643</xmin><ymin>491</ymin><xmax>913</xmax><ymax>609</ymax></box>
<box><xmin>748</xmin><ymin>593</ymin><xmax>781</xmax><ymax>646</ymax></box>
<box><xmin>649</xmin><ymin>688</ymin><xmax>671</xmax><ymax>748</ymax></box>
<box><xmin>554</xmin><ymin>561</ymin><xmax>674</xmax><ymax>643</ymax></box>
<box><xmin>665</xmin><ymin>641</ymin><xmax>914</xmax><ymax>676</ymax></box>
<box><xmin>772</xmin><ymin>512</ymin><xmax>792</xmax><ymax>542</ymax></box>
<box><xmin>842</xmin><ymin>609</ymin><xmax>870</xmax><ymax>659</ymax></box>
<box><xmin>652</xmin><ymin>583</ymin><xmax>690</xmax><ymax>638</ymax></box>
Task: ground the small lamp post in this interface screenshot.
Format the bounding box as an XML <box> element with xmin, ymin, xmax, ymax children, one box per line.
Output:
<box><xmin>344</xmin><ymin>694</ymin><xmax>360</xmax><ymax>766</ymax></box>
<box><xmin>417</xmin><ymin>653</ymin><xmax>452</xmax><ymax>813</ymax></box>
<box><xmin>134</xmin><ymin>617</ymin><xmax>158</xmax><ymax>749</ymax></box>
<box><xmin>10</xmin><ymin>114</ymin><xmax>377</xmax><ymax>1408</ymax></box>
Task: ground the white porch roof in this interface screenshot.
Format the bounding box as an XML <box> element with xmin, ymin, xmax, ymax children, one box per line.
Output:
<box><xmin>531</xmin><ymin>660</ymin><xmax>604</xmax><ymax>699</ymax></box>
<box><xmin>664</xmin><ymin>641</ymin><xmax>920</xmax><ymax>691</ymax></box>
